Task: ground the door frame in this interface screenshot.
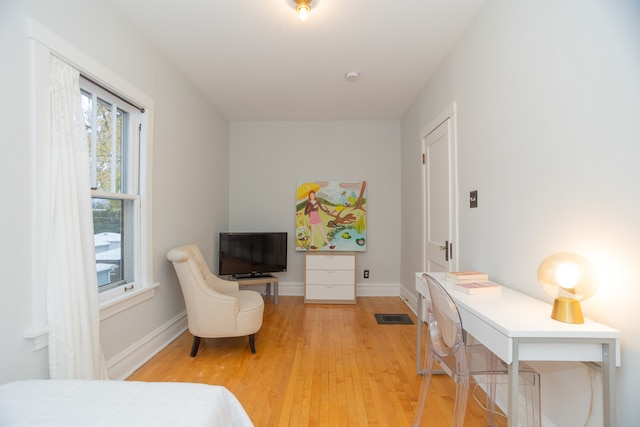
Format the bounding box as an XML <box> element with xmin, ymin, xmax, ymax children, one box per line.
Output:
<box><xmin>420</xmin><ymin>102</ymin><xmax>459</xmax><ymax>272</ymax></box>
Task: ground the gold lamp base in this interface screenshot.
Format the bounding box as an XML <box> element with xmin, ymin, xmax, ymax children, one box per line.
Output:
<box><xmin>551</xmin><ymin>297</ymin><xmax>584</xmax><ymax>324</ymax></box>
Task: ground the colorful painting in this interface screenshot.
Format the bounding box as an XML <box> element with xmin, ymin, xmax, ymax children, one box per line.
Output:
<box><xmin>295</xmin><ymin>181</ymin><xmax>367</xmax><ymax>251</ymax></box>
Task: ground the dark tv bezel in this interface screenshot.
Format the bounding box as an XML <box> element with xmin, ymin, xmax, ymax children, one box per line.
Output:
<box><xmin>218</xmin><ymin>231</ymin><xmax>287</xmax><ymax>279</ymax></box>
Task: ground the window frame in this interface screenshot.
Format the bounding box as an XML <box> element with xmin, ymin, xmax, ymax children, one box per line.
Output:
<box><xmin>80</xmin><ymin>78</ymin><xmax>141</xmax><ymax>296</ymax></box>
<box><xmin>25</xmin><ymin>19</ymin><xmax>157</xmax><ymax>350</ymax></box>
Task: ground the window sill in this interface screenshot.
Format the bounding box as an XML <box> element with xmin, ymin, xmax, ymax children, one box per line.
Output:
<box><xmin>100</xmin><ymin>282</ymin><xmax>159</xmax><ymax>321</ymax></box>
<box><xmin>23</xmin><ymin>327</ymin><xmax>50</xmax><ymax>351</ymax></box>
<box><xmin>23</xmin><ymin>283</ymin><xmax>159</xmax><ymax>351</ymax></box>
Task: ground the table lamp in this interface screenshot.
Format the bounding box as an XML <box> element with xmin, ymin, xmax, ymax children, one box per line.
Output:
<box><xmin>537</xmin><ymin>252</ymin><xmax>599</xmax><ymax>324</ymax></box>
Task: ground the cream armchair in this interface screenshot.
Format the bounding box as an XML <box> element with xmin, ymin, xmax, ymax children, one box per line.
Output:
<box><xmin>167</xmin><ymin>244</ymin><xmax>264</xmax><ymax>357</ymax></box>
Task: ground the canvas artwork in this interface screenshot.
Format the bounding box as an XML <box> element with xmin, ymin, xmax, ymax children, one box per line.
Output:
<box><xmin>295</xmin><ymin>181</ymin><xmax>367</xmax><ymax>251</ymax></box>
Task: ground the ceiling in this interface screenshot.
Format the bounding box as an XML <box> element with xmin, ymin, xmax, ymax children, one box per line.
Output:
<box><xmin>103</xmin><ymin>0</ymin><xmax>486</xmax><ymax>121</ymax></box>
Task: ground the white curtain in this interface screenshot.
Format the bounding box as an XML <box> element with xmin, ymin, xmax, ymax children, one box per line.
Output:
<box><xmin>47</xmin><ymin>55</ymin><xmax>108</xmax><ymax>380</ymax></box>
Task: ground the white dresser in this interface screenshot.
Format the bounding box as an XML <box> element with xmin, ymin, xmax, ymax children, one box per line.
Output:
<box><xmin>304</xmin><ymin>252</ymin><xmax>356</xmax><ymax>304</ymax></box>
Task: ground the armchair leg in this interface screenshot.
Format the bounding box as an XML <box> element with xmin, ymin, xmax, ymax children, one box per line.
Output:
<box><xmin>249</xmin><ymin>334</ymin><xmax>256</xmax><ymax>354</ymax></box>
<box><xmin>190</xmin><ymin>336</ymin><xmax>201</xmax><ymax>357</ymax></box>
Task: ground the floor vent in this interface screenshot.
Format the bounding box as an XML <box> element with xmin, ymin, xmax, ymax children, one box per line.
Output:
<box><xmin>374</xmin><ymin>313</ymin><xmax>414</xmax><ymax>325</ymax></box>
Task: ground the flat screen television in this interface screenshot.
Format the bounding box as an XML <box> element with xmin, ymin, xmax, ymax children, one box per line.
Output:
<box><xmin>218</xmin><ymin>232</ymin><xmax>287</xmax><ymax>278</ymax></box>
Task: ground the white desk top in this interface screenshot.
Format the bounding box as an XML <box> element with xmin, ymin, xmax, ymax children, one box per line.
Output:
<box><xmin>416</xmin><ymin>272</ymin><xmax>621</xmax><ymax>365</ymax></box>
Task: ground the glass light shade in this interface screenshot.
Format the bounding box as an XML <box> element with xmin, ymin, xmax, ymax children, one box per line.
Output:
<box><xmin>537</xmin><ymin>252</ymin><xmax>599</xmax><ymax>323</ymax></box>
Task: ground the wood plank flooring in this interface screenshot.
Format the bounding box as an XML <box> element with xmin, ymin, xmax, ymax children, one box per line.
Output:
<box><xmin>128</xmin><ymin>296</ymin><xmax>506</xmax><ymax>426</ymax></box>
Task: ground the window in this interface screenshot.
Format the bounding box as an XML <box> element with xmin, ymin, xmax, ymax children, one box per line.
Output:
<box><xmin>25</xmin><ymin>21</ymin><xmax>157</xmax><ymax>351</ymax></box>
<box><xmin>81</xmin><ymin>78</ymin><xmax>141</xmax><ymax>295</ymax></box>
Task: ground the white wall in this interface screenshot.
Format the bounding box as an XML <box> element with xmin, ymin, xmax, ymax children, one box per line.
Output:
<box><xmin>228</xmin><ymin>121</ymin><xmax>401</xmax><ymax>296</ymax></box>
<box><xmin>400</xmin><ymin>1</ymin><xmax>640</xmax><ymax>426</ymax></box>
<box><xmin>0</xmin><ymin>0</ymin><xmax>229</xmax><ymax>381</ymax></box>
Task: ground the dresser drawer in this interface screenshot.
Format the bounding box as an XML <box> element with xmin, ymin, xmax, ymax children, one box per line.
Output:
<box><xmin>306</xmin><ymin>269</ymin><xmax>355</xmax><ymax>286</ymax></box>
<box><xmin>305</xmin><ymin>284</ymin><xmax>355</xmax><ymax>301</ymax></box>
<box><xmin>305</xmin><ymin>254</ymin><xmax>355</xmax><ymax>270</ymax></box>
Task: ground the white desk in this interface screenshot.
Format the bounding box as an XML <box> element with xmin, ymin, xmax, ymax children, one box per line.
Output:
<box><xmin>415</xmin><ymin>272</ymin><xmax>621</xmax><ymax>427</ymax></box>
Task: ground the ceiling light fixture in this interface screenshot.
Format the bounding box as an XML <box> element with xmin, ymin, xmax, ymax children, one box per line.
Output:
<box><xmin>294</xmin><ymin>0</ymin><xmax>312</xmax><ymax>21</ymax></box>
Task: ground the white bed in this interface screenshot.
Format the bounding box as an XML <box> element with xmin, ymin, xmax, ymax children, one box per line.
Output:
<box><xmin>0</xmin><ymin>380</ymin><xmax>253</xmax><ymax>426</ymax></box>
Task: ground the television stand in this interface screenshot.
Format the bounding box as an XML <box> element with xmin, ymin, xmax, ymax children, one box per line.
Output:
<box><xmin>232</xmin><ymin>274</ymin><xmax>279</xmax><ymax>304</ymax></box>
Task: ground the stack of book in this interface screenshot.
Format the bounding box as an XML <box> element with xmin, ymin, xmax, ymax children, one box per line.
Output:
<box><xmin>450</xmin><ymin>281</ymin><xmax>501</xmax><ymax>295</ymax></box>
<box><xmin>446</xmin><ymin>271</ymin><xmax>489</xmax><ymax>282</ymax></box>
<box><xmin>445</xmin><ymin>271</ymin><xmax>501</xmax><ymax>295</ymax></box>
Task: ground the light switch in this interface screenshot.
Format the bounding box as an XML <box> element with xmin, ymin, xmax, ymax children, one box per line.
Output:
<box><xmin>470</xmin><ymin>190</ymin><xmax>478</xmax><ymax>208</ymax></box>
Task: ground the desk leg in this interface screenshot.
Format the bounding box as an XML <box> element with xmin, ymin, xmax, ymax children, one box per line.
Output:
<box><xmin>416</xmin><ymin>294</ymin><xmax>423</xmax><ymax>374</ymax></box>
<box><xmin>274</xmin><ymin>281</ymin><xmax>278</xmax><ymax>304</ymax></box>
<box><xmin>508</xmin><ymin>338</ymin><xmax>520</xmax><ymax>427</ymax></box>
<box><xmin>602</xmin><ymin>340</ymin><xmax>616</xmax><ymax>427</ymax></box>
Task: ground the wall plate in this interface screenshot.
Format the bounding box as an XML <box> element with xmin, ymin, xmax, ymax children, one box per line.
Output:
<box><xmin>470</xmin><ymin>190</ymin><xmax>478</xmax><ymax>208</ymax></box>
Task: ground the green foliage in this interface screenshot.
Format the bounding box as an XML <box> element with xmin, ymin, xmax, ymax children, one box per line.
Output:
<box><xmin>354</xmin><ymin>213</ymin><xmax>366</xmax><ymax>234</ymax></box>
<box><xmin>92</xmin><ymin>199</ymin><xmax>122</xmax><ymax>234</ymax></box>
<box><xmin>84</xmin><ymin>92</ymin><xmax>125</xmax><ymax>193</ymax></box>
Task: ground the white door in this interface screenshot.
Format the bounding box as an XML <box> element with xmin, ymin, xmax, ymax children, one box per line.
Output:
<box><xmin>421</xmin><ymin>107</ymin><xmax>458</xmax><ymax>273</ymax></box>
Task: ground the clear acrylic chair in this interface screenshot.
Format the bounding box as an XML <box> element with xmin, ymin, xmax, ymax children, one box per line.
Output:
<box><xmin>413</xmin><ymin>273</ymin><xmax>541</xmax><ymax>427</ymax></box>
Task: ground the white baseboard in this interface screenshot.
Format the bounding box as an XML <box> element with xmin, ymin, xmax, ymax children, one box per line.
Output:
<box><xmin>106</xmin><ymin>310</ymin><xmax>187</xmax><ymax>380</ymax></box>
<box><xmin>356</xmin><ymin>282</ymin><xmax>400</xmax><ymax>296</ymax></box>
<box><xmin>400</xmin><ymin>286</ymin><xmax>419</xmax><ymax>315</ymax></box>
<box><xmin>273</xmin><ymin>282</ymin><xmax>305</xmax><ymax>296</ymax></box>
<box><xmin>276</xmin><ymin>282</ymin><xmax>401</xmax><ymax>297</ymax></box>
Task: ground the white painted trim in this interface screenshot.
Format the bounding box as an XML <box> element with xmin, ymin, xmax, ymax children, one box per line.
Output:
<box><xmin>26</xmin><ymin>18</ymin><xmax>154</xmax><ymax>110</ymax></box>
<box><xmin>28</xmin><ymin>38</ymin><xmax>52</xmax><ymax>342</ymax></box>
<box><xmin>22</xmin><ymin>327</ymin><xmax>49</xmax><ymax>351</ymax></box>
<box><xmin>356</xmin><ymin>283</ymin><xmax>400</xmax><ymax>297</ymax></box>
<box><xmin>419</xmin><ymin>102</ymin><xmax>459</xmax><ymax>272</ymax></box>
<box><xmin>107</xmin><ymin>311</ymin><xmax>188</xmax><ymax>380</ymax></box>
<box><xmin>24</xmin><ymin>283</ymin><xmax>161</xmax><ymax>351</ymax></box>
<box><xmin>100</xmin><ymin>282</ymin><xmax>160</xmax><ymax>321</ymax></box>
<box><xmin>274</xmin><ymin>282</ymin><xmax>402</xmax><ymax>297</ymax></box>
<box><xmin>272</xmin><ymin>282</ymin><xmax>305</xmax><ymax>296</ymax></box>
<box><xmin>24</xmin><ymin>18</ymin><xmax>157</xmax><ymax>351</ymax></box>
<box><xmin>420</xmin><ymin>103</ymin><xmax>456</xmax><ymax>140</ymax></box>
<box><xmin>399</xmin><ymin>285</ymin><xmax>419</xmax><ymax>316</ymax></box>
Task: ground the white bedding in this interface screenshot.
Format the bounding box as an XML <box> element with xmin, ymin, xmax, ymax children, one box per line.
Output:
<box><xmin>0</xmin><ymin>380</ymin><xmax>253</xmax><ymax>426</ymax></box>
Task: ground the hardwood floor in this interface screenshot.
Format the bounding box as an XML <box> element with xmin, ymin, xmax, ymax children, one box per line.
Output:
<box><xmin>128</xmin><ymin>296</ymin><xmax>505</xmax><ymax>426</ymax></box>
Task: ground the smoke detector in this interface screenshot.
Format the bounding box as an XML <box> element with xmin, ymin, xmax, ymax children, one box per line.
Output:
<box><xmin>345</xmin><ymin>71</ymin><xmax>360</xmax><ymax>82</ymax></box>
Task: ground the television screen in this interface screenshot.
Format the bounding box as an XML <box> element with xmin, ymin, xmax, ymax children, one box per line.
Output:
<box><xmin>218</xmin><ymin>232</ymin><xmax>287</xmax><ymax>278</ymax></box>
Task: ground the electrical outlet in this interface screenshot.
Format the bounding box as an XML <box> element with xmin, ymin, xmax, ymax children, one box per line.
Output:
<box><xmin>364</xmin><ymin>270</ymin><xmax>370</xmax><ymax>279</ymax></box>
